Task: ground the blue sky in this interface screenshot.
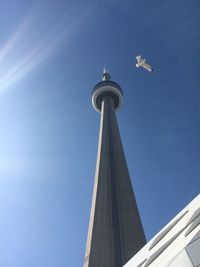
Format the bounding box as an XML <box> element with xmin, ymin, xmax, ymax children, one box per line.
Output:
<box><xmin>0</xmin><ymin>0</ymin><xmax>200</xmax><ymax>266</ymax></box>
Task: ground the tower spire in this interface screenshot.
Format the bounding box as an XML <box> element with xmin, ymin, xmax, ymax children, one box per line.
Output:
<box><xmin>102</xmin><ymin>63</ymin><xmax>111</xmax><ymax>81</ymax></box>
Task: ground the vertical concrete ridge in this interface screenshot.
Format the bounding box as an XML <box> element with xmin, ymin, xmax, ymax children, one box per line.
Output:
<box><xmin>84</xmin><ymin>102</ymin><xmax>105</xmax><ymax>267</ymax></box>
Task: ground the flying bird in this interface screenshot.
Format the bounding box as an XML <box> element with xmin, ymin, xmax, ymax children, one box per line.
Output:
<box><xmin>136</xmin><ymin>55</ymin><xmax>153</xmax><ymax>72</ymax></box>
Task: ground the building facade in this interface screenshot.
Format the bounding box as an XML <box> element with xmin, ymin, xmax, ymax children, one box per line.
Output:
<box><xmin>124</xmin><ymin>194</ymin><xmax>200</xmax><ymax>267</ymax></box>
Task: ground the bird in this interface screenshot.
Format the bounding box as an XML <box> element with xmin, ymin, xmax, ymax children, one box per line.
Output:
<box><xmin>136</xmin><ymin>55</ymin><xmax>153</xmax><ymax>72</ymax></box>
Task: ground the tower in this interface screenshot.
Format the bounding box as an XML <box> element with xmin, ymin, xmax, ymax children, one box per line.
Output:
<box><xmin>84</xmin><ymin>69</ymin><xmax>146</xmax><ymax>267</ymax></box>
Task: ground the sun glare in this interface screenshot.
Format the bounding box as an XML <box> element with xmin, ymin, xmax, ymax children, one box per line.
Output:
<box><xmin>0</xmin><ymin>3</ymin><xmax>91</xmax><ymax>93</ymax></box>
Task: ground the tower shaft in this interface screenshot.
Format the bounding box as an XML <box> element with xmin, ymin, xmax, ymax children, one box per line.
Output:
<box><xmin>84</xmin><ymin>96</ymin><xmax>146</xmax><ymax>267</ymax></box>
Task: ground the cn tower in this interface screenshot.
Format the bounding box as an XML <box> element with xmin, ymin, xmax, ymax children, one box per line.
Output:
<box><xmin>84</xmin><ymin>69</ymin><xmax>146</xmax><ymax>267</ymax></box>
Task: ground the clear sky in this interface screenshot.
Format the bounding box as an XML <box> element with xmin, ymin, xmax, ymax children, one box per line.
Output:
<box><xmin>0</xmin><ymin>0</ymin><xmax>200</xmax><ymax>266</ymax></box>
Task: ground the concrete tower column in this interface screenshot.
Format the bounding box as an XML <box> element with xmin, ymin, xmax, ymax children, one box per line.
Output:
<box><xmin>84</xmin><ymin>70</ymin><xmax>146</xmax><ymax>267</ymax></box>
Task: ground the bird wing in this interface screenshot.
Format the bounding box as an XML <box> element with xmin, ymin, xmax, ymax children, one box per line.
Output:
<box><xmin>136</xmin><ymin>55</ymin><xmax>141</xmax><ymax>63</ymax></box>
<box><xmin>141</xmin><ymin>62</ymin><xmax>153</xmax><ymax>72</ymax></box>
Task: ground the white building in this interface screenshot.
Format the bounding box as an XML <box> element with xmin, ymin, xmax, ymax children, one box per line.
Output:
<box><xmin>124</xmin><ymin>194</ymin><xmax>200</xmax><ymax>267</ymax></box>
